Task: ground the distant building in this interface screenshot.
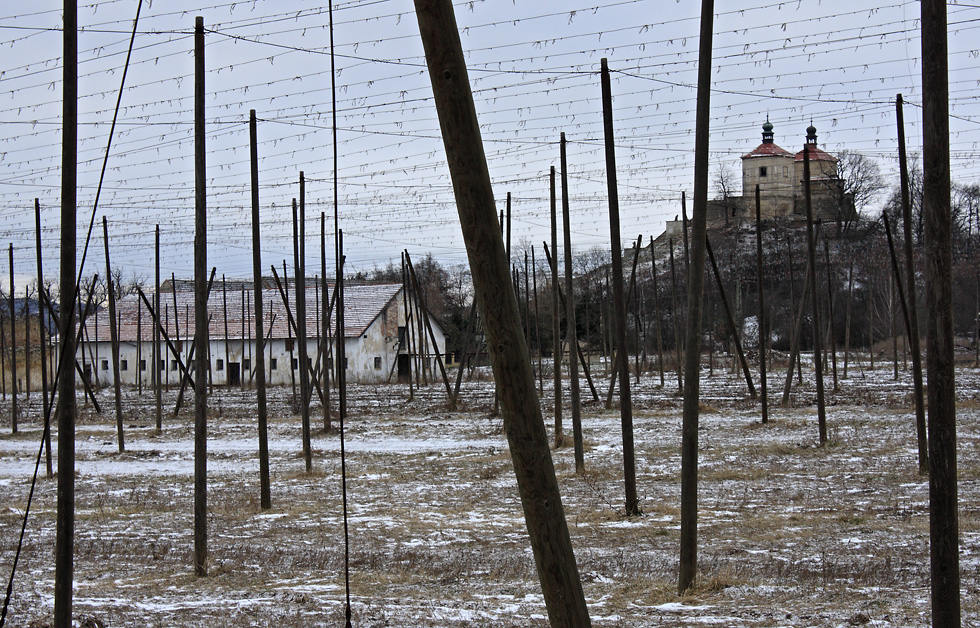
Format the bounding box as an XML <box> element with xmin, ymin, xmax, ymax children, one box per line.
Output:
<box><xmin>76</xmin><ymin>281</ymin><xmax>446</xmax><ymax>388</ymax></box>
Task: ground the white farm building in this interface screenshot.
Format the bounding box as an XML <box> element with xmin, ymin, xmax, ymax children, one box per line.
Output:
<box><xmin>75</xmin><ymin>280</ymin><xmax>446</xmax><ymax>388</ymax></box>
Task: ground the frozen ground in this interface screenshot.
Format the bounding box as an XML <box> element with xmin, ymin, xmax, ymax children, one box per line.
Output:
<box><xmin>0</xmin><ymin>358</ymin><xmax>977</xmax><ymax>627</ymax></box>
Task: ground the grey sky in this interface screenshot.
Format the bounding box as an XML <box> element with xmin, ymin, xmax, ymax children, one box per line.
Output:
<box><xmin>0</xmin><ymin>0</ymin><xmax>977</xmax><ymax>290</ymax></box>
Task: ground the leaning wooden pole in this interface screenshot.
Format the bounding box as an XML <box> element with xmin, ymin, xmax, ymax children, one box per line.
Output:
<box><xmin>705</xmin><ymin>236</ymin><xmax>756</xmax><ymax>399</ymax></box>
<box><xmin>54</xmin><ymin>0</ymin><xmax>78</xmax><ymax>622</ymax></box>
<box><xmin>921</xmin><ymin>0</ymin><xmax>960</xmax><ymax>622</ymax></box>
<box><xmin>192</xmin><ymin>15</ymin><xmax>209</xmax><ymax>578</ymax></box>
<box><xmin>102</xmin><ymin>218</ymin><xmax>124</xmax><ymax>452</ymax></box>
<box><xmin>35</xmin><ymin>200</ymin><xmax>53</xmax><ymax>477</ymax></box>
<box><xmin>896</xmin><ymin>94</ymin><xmax>928</xmax><ymax>475</ymax></box>
<box><xmin>414</xmin><ymin>2</ymin><xmax>592</xmax><ymax>623</ymax></box>
<box><xmin>600</xmin><ymin>58</ymin><xmax>639</xmax><ymax>517</ymax></box>
<box><xmin>549</xmin><ymin>166</ymin><xmax>563</xmax><ymax>446</ymax></box>
<box><xmin>679</xmin><ymin>0</ymin><xmax>713</xmax><ymax>594</ymax></box>
<box><xmin>754</xmin><ymin>187</ymin><xmax>768</xmax><ymax>423</ymax></box>
<box><xmin>249</xmin><ymin>109</ymin><xmax>271</xmax><ymax>509</ymax></box>
<box><xmin>802</xmin><ymin>144</ymin><xmax>827</xmax><ymax>445</ymax></box>
<box><xmin>560</xmin><ymin>133</ymin><xmax>584</xmax><ymax>472</ymax></box>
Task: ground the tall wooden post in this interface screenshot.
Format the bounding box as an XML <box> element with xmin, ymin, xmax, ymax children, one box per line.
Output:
<box><xmin>193</xmin><ymin>15</ymin><xmax>209</xmax><ymax>578</ymax></box>
<box><xmin>844</xmin><ymin>257</ymin><xmax>854</xmax><ymax>379</ymax></box>
<box><xmin>154</xmin><ymin>225</ymin><xmax>162</xmax><ymax>433</ymax></box>
<box><xmin>802</xmin><ymin>144</ymin><xmax>827</xmax><ymax>445</ymax></box>
<box><xmin>679</xmin><ymin>0</ymin><xmax>714</xmax><ymax>594</ymax></box>
<box><xmin>250</xmin><ymin>108</ymin><xmax>271</xmax><ymax>509</ymax></box>
<box><xmin>896</xmin><ymin>94</ymin><xmax>928</xmax><ymax>474</ymax></box>
<box><xmin>35</xmin><ymin>200</ymin><xmax>53</xmax><ymax>477</ymax></box>
<box><xmin>532</xmin><ymin>245</ymin><xmax>543</xmax><ymax>395</ymax></box>
<box><xmin>600</xmin><ymin>58</ymin><xmax>638</xmax><ymax>517</ymax></box>
<box><xmin>824</xmin><ymin>241</ymin><xmax>839</xmax><ymax>391</ymax></box>
<box><xmin>560</xmin><ymin>133</ymin><xmax>584</xmax><ymax>472</ymax></box>
<box><xmin>550</xmin><ymin>166</ymin><xmax>563</xmax><ymax>445</ymax></box>
<box><xmin>54</xmin><ymin>0</ymin><xmax>78</xmax><ymax>622</ymax></box>
<box><xmin>222</xmin><ymin>275</ymin><xmax>229</xmax><ymax>384</ymax></box>
<box><xmin>755</xmin><ymin>187</ymin><xmax>768</xmax><ymax>423</ymax></box>
<box><xmin>649</xmin><ymin>242</ymin><xmax>665</xmax><ymax>387</ymax></box>
<box><xmin>321</xmin><ymin>212</ymin><xmax>331</xmax><ymax>431</ymax></box>
<box><xmin>295</xmin><ymin>178</ymin><xmax>312</xmax><ymax>473</ymax></box>
<box><xmin>103</xmin><ymin>218</ymin><xmax>124</xmax><ymax>452</ymax></box>
<box><xmin>921</xmin><ymin>0</ymin><xmax>960</xmax><ymax>621</ymax></box>
<box><xmin>705</xmin><ymin>237</ymin><xmax>756</xmax><ymax>398</ymax></box>
<box><xmin>414</xmin><ymin>2</ymin><xmax>592</xmax><ymax>623</ymax></box>
<box><xmin>8</xmin><ymin>244</ymin><xmax>17</xmax><ymax>431</ymax></box>
<box><xmin>669</xmin><ymin>239</ymin><xmax>683</xmax><ymax>390</ymax></box>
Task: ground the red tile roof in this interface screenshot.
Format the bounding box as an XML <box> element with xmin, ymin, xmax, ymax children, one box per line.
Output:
<box><xmin>741</xmin><ymin>142</ymin><xmax>793</xmax><ymax>158</ymax></box>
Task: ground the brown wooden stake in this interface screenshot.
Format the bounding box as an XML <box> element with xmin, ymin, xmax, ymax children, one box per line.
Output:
<box><xmin>560</xmin><ymin>133</ymin><xmax>584</xmax><ymax>471</ymax></box>
<box><xmin>755</xmin><ymin>187</ymin><xmax>768</xmax><ymax>423</ymax></box>
<box><xmin>8</xmin><ymin>244</ymin><xmax>17</xmax><ymax>431</ymax></box>
<box><xmin>600</xmin><ymin>58</ymin><xmax>638</xmax><ymax>517</ymax></box>
<box><xmin>896</xmin><ymin>94</ymin><xmax>928</xmax><ymax>475</ymax></box>
<box><xmin>54</xmin><ymin>0</ymin><xmax>78</xmax><ymax>620</ymax></box>
<box><xmin>193</xmin><ymin>15</ymin><xmax>209</xmax><ymax>578</ymax></box>
<box><xmin>823</xmin><ymin>241</ymin><xmax>839</xmax><ymax>391</ymax></box>
<box><xmin>921</xmin><ymin>1</ymin><xmax>960</xmax><ymax>622</ymax></box>
<box><xmin>802</xmin><ymin>144</ymin><xmax>828</xmax><ymax>445</ymax></box>
<box><xmin>102</xmin><ymin>218</ymin><xmax>124</xmax><ymax>452</ymax></box>
<box><xmin>679</xmin><ymin>0</ymin><xmax>714</xmax><ymax>593</ymax></box>
<box><xmin>35</xmin><ymin>199</ymin><xmax>53</xmax><ymax>477</ymax></box>
<box><xmin>248</xmin><ymin>109</ymin><xmax>272</xmax><ymax>510</ymax></box>
<box><xmin>414</xmin><ymin>2</ymin><xmax>592</xmax><ymax>622</ymax></box>
<box><xmin>649</xmin><ymin>242</ymin><xmax>665</xmax><ymax>387</ymax></box>
<box><xmin>549</xmin><ymin>166</ymin><xmax>563</xmax><ymax>445</ymax></box>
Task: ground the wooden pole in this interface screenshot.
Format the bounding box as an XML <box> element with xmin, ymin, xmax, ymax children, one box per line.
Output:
<box><xmin>803</xmin><ymin>144</ymin><xmax>828</xmax><ymax>445</ymax></box>
<box><xmin>154</xmin><ymin>225</ymin><xmax>162</xmax><ymax>433</ymax></box>
<box><xmin>560</xmin><ymin>133</ymin><xmax>584</xmax><ymax>472</ymax></box>
<box><xmin>54</xmin><ymin>0</ymin><xmax>78</xmax><ymax>621</ymax></box>
<box><xmin>8</xmin><ymin>244</ymin><xmax>17</xmax><ymax>431</ymax></box>
<box><xmin>921</xmin><ymin>1</ymin><xmax>960</xmax><ymax>622</ymax></box>
<box><xmin>844</xmin><ymin>257</ymin><xmax>854</xmax><ymax>379</ymax></box>
<box><xmin>193</xmin><ymin>15</ymin><xmax>209</xmax><ymax>578</ymax></box>
<box><xmin>706</xmin><ymin>236</ymin><xmax>756</xmax><ymax>399</ymax></box>
<box><xmin>824</xmin><ymin>241</ymin><xmax>839</xmax><ymax>391</ymax></box>
<box><xmin>246</xmin><ymin>121</ymin><xmax>270</xmax><ymax>501</ymax></box>
<box><xmin>414</xmin><ymin>2</ymin><xmax>592</xmax><ymax>622</ymax></box>
<box><xmin>24</xmin><ymin>285</ymin><xmax>30</xmax><ymax>399</ymax></box>
<box><xmin>294</xmin><ymin>189</ymin><xmax>312</xmax><ymax>473</ymax></box>
<box><xmin>600</xmin><ymin>58</ymin><xmax>638</xmax><ymax>517</ymax></box>
<box><xmin>550</xmin><ymin>166</ymin><xmax>563</xmax><ymax>446</ymax></box>
<box><xmin>679</xmin><ymin>0</ymin><xmax>713</xmax><ymax>593</ymax></box>
<box><xmin>896</xmin><ymin>94</ymin><xmax>928</xmax><ymax>475</ymax></box>
<box><xmin>321</xmin><ymin>212</ymin><xmax>331</xmax><ymax>431</ymax></box>
<box><xmin>604</xmin><ymin>234</ymin><xmax>643</xmax><ymax>408</ymax></box>
<box><xmin>406</xmin><ymin>252</ymin><xmax>456</xmax><ymax>409</ymax></box>
<box><xmin>532</xmin><ymin>245</ymin><xmax>543</xmax><ymax>395</ymax></box>
<box><xmin>102</xmin><ymin>218</ymin><xmax>124</xmax><ymax>452</ymax></box>
<box><xmin>669</xmin><ymin>238</ymin><xmax>683</xmax><ymax>390</ymax></box>
<box><xmin>755</xmin><ymin>187</ymin><xmax>768</xmax><ymax>423</ymax></box>
<box><xmin>222</xmin><ymin>275</ymin><xmax>229</xmax><ymax>385</ymax></box>
<box><xmin>35</xmin><ymin>200</ymin><xmax>53</xmax><ymax>477</ymax></box>
<box><xmin>649</xmin><ymin>242</ymin><xmax>665</xmax><ymax>387</ymax></box>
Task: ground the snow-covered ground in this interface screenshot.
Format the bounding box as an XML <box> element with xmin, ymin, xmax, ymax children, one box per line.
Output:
<box><xmin>0</xmin><ymin>358</ymin><xmax>977</xmax><ymax>627</ymax></box>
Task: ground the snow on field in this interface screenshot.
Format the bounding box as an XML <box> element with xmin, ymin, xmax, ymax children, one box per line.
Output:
<box><xmin>0</xmin><ymin>359</ymin><xmax>977</xmax><ymax>627</ymax></box>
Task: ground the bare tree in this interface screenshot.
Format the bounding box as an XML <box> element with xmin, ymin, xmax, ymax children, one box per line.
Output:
<box><xmin>713</xmin><ymin>161</ymin><xmax>740</xmax><ymax>225</ymax></box>
<box><xmin>833</xmin><ymin>149</ymin><xmax>887</xmax><ymax>233</ymax></box>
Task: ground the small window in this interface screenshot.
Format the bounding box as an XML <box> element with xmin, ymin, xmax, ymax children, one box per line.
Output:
<box><xmin>140</xmin><ymin>359</ymin><xmax>146</xmax><ymax>371</ymax></box>
<box><xmin>344</xmin><ymin>358</ymin><xmax>349</xmax><ymax>370</ymax></box>
<box><xmin>783</xmin><ymin>165</ymin><xmax>789</xmax><ymax>177</ymax></box>
<box><xmin>121</xmin><ymin>359</ymin><xmax>128</xmax><ymax>372</ymax></box>
<box><xmin>285</xmin><ymin>338</ymin><xmax>294</xmax><ymax>352</ymax></box>
<box><xmin>216</xmin><ymin>358</ymin><xmax>224</xmax><ymax>371</ymax></box>
<box><xmin>291</xmin><ymin>358</ymin><xmax>298</xmax><ymax>370</ymax></box>
<box><xmin>374</xmin><ymin>357</ymin><xmax>382</xmax><ymax>370</ymax></box>
<box><xmin>759</xmin><ymin>166</ymin><xmax>768</xmax><ymax>177</ymax></box>
<box><xmin>171</xmin><ymin>359</ymin><xmax>178</xmax><ymax>371</ymax></box>
<box><xmin>101</xmin><ymin>359</ymin><xmax>109</xmax><ymax>371</ymax></box>
<box><xmin>243</xmin><ymin>358</ymin><xmax>251</xmax><ymax>371</ymax></box>
<box><xmin>270</xmin><ymin>358</ymin><xmax>278</xmax><ymax>370</ymax></box>
<box><xmin>159</xmin><ymin>359</ymin><xmax>166</xmax><ymax>371</ymax></box>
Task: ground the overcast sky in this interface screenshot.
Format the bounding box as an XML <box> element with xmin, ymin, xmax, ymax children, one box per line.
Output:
<box><xmin>0</xmin><ymin>0</ymin><xmax>978</xmax><ymax>291</ymax></box>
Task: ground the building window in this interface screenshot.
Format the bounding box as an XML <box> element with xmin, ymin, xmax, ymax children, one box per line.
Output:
<box><xmin>100</xmin><ymin>359</ymin><xmax>108</xmax><ymax>371</ymax></box>
<box><xmin>243</xmin><ymin>359</ymin><xmax>251</xmax><ymax>371</ymax></box>
<box><xmin>270</xmin><ymin>358</ymin><xmax>278</xmax><ymax>370</ymax></box>
<box><xmin>398</xmin><ymin>326</ymin><xmax>406</xmax><ymax>345</ymax></box>
<box><xmin>140</xmin><ymin>359</ymin><xmax>146</xmax><ymax>371</ymax></box>
<box><xmin>159</xmin><ymin>359</ymin><xmax>166</xmax><ymax>371</ymax></box>
<box><xmin>374</xmin><ymin>357</ymin><xmax>382</xmax><ymax>370</ymax></box>
<box><xmin>216</xmin><ymin>359</ymin><xmax>224</xmax><ymax>371</ymax></box>
<box><xmin>291</xmin><ymin>357</ymin><xmax>298</xmax><ymax>370</ymax></box>
<box><xmin>344</xmin><ymin>358</ymin><xmax>349</xmax><ymax>370</ymax></box>
<box><xmin>783</xmin><ymin>165</ymin><xmax>789</xmax><ymax>177</ymax></box>
<box><xmin>121</xmin><ymin>359</ymin><xmax>128</xmax><ymax>372</ymax></box>
<box><xmin>285</xmin><ymin>338</ymin><xmax>294</xmax><ymax>352</ymax></box>
<box><xmin>171</xmin><ymin>359</ymin><xmax>178</xmax><ymax>371</ymax></box>
<box><xmin>759</xmin><ymin>166</ymin><xmax>768</xmax><ymax>177</ymax></box>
